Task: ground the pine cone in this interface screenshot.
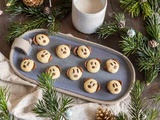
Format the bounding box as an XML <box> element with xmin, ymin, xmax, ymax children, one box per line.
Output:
<box><xmin>148</xmin><ymin>40</ymin><xmax>159</xmax><ymax>48</ymax></box>
<box><xmin>96</xmin><ymin>107</ymin><xmax>116</xmax><ymax>120</ymax></box>
<box><xmin>43</xmin><ymin>7</ymin><xmax>51</xmax><ymax>15</ymax></box>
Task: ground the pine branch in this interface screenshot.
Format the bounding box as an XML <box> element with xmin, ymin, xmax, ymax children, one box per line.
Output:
<box><xmin>33</xmin><ymin>73</ymin><xmax>74</xmax><ymax>120</ymax></box>
<box><xmin>150</xmin><ymin>93</ymin><xmax>160</xmax><ymax>104</ymax></box>
<box><xmin>5</xmin><ymin>2</ymin><xmax>44</xmax><ymax>17</ymax></box>
<box><xmin>120</xmin><ymin>0</ymin><xmax>152</xmax><ymax>19</ymax></box>
<box><xmin>120</xmin><ymin>32</ymin><xmax>146</xmax><ymax>56</ymax></box>
<box><xmin>97</xmin><ymin>13</ymin><xmax>125</xmax><ymax>39</ymax></box>
<box><xmin>0</xmin><ymin>86</ymin><xmax>14</xmax><ymax>120</ymax></box>
<box><xmin>6</xmin><ymin>17</ymin><xmax>48</xmax><ymax>42</ymax></box>
<box><xmin>146</xmin><ymin>13</ymin><xmax>160</xmax><ymax>42</ymax></box>
<box><xmin>5</xmin><ymin>0</ymin><xmax>18</xmax><ymax>7</ymax></box>
<box><xmin>129</xmin><ymin>80</ymin><xmax>147</xmax><ymax>120</ymax></box>
<box><xmin>116</xmin><ymin>112</ymin><xmax>128</xmax><ymax>120</ymax></box>
<box><xmin>146</xmin><ymin>108</ymin><xmax>159</xmax><ymax>120</ymax></box>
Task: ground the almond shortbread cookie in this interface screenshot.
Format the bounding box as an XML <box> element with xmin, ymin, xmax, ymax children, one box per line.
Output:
<box><xmin>56</xmin><ymin>44</ymin><xmax>71</xmax><ymax>59</ymax></box>
<box><xmin>84</xmin><ymin>78</ymin><xmax>100</xmax><ymax>93</ymax></box>
<box><xmin>20</xmin><ymin>58</ymin><xmax>36</xmax><ymax>72</ymax></box>
<box><xmin>67</xmin><ymin>66</ymin><xmax>83</xmax><ymax>81</ymax></box>
<box><xmin>33</xmin><ymin>34</ymin><xmax>50</xmax><ymax>46</ymax></box>
<box><xmin>85</xmin><ymin>58</ymin><xmax>101</xmax><ymax>73</ymax></box>
<box><xmin>105</xmin><ymin>59</ymin><xmax>120</xmax><ymax>73</ymax></box>
<box><xmin>46</xmin><ymin>65</ymin><xmax>61</xmax><ymax>79</ymax></box>
<box><xmin>73</xmin><ymin>45</ymin><xmax>91</xmax><ymax>58</ymax></box>
<box><xmin>37</xmin><ymin>49</ymin><xmax>52</xmax><ymax>63</ymax></box>
<box><xmin>107</xmin><ymin>80</ymin><xmax>122</xmax><ymax>94</ymax></box>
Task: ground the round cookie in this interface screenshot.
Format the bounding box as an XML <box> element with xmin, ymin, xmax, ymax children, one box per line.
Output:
<box><xmin>46</xmin><ymin>65</ymin><xmax>61</xmax><ymax>79</ymax></box>
<box><xmin>20</xmin><ymin>58</ymin><xmax>36</xmax><ymax>72</ymax></box>
<box><xmin>67</xmin><ymin>66</ymin><xmax>83</xmax><ymax>81</ymax></box>
<box><xmin>85</xmin><ymin>58</ymin><xmax>101</xmax><ymax>73</ymax></box>
<box><xmin>107</xmin><ymin>80</ymin><xmax>122</xmax><ymax>94</ymax></box>
<box><xmin>56</xmin><ymin>44</ymin><xmax>71</xmax><ymax>59</ymax></box>
<box><xmin>37</xmin><ymin>49</ymin><xmax>52</xmax><ymax>63</ymax></box>
<box><xmin>84</xmin><ymin>78</ymin><xmax>100</xmax><ymax>93</ymax></box>
<box><xmin>73</xmin><ymin>45</ymin><xmax>91</xmax><ymax>58</ymax></box>
<box><xmin>33</xmin><ymin>34</ymin><xmax>50</xmax><ymax>46</ymax></box>
<box><xmin>105</xmin><ymin>59</ymin><xmax>120</xmax><ymax>73</ymax></box>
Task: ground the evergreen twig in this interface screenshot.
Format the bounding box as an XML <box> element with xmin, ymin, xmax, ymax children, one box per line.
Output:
<box><xmin>33</xmin><ymin>73</ymin><xmax>74</xmax><ymax>120</ymax></box>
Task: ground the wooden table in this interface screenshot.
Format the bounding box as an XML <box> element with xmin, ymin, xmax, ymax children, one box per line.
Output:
<box><xmin>0</xmin><ymin>0</ymin><xmax>160</xmax><ymax>113</ymax></box>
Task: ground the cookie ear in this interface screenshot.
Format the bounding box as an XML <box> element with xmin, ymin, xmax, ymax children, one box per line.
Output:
<box><xmin>48</xmin><ymin>55</ymin><xmax>52</xmax><ymax>62</ymax></box>
<box><xmin>66</xmin><ymin>68</ymin><xmax>70</xmax><ymax>78</ymax></box>
<box><xmin>32</xmin><ymin>37</ymin><xmax>38</xmax><ymax>45</ymax></box>
<box><xmin>39</xmin><ymin>48</ymin><xmax>45</xmax><ymax>52</ymax></box>
<box><xmin>86</xmin><ymin>46</ymin><xmax>92</xmax><ymax>52</ymax></box>
<box><xmin>32</xmin><ymin>62</ymin><xmax>36</xmax><ymax>70</ymax></box>
<box><xmin>118</xmin><ymin>80</ymin><xmax>122</xmax><ymax>85</ymax></box>
<box><xmin>73</xmin><ymin>46</ymin><xmax>78</xmax><ymax>55</ymax></box>
<box><xmin>77</xmin><ymin>66</ymin><xmax>83</xmax><ymax>73</ymax></box>
<box><xmin>96</xmin><ymin>58</ymin><xmax>102</xmax><ymax>64</ymax></box>
<box><xmin>84</xmin><ymin>78</ymin><xmax>90</xmax><ymax>83</ymax></box>
<box><xmin>96</xmin><ymin>82</ymin><xmax>100</xmax><ymax>91</ymax></box>
<box><xmin>22</xmin><ymin>58</ymin><xmax>29</xmax><ymax>61</ymax></box>
<box><xmin>113</xmin><ymin>59</ymin><xmax>119</xmax><ymax>64</ymax></box>
<box><xmin>55</xmin><ymin>65</ymin><xmax>61</xmax><ymax>72</ymax></box>
<box><xmin>84</xmin><ymin>60</ymin><xmax>88</xmax><ymax>68</ymax></box>
<box><xmin>66</xmin><ymin>44</ymin><xmax>71</xmax><ymax>50</ymax></box>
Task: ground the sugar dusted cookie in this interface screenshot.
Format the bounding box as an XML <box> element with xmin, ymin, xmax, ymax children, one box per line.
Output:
<box><xmin>85</xmin><ymin>58</ymin><xmax>101</xmax><ymax>73</ymax></box>
<box><xmin>67</xmin><ymin>66</ymin><xmax>83</xmax><ymax>81</ymax></box>
<box><xmin>73</xmin><ymin>45</ymin><xmax>91</xmax><ymax>58</ymax></box>
<box><xmin>84</xmin><ymin>78</ymin><xmax>100</xmax><ymax>93</ymax></box>
<box><xmin>37</xmin><ymin>49</ymin><xmax>52</xmax><ymax>63</ymax></box>
<box><xmin>20</xmin><ymin>58</ymin><xmax>36</xmax><ymax>72</ymax></box>
<box><xmin>46</xmin><ymin>65</ymin><xmax>61</xmax><ymax>79</ymax></box>
<box><xmin>33</xmin><ymin>34</ymin><xmax>50</xmax><ymax>46</ymax></box>
<box><xmin>107</xmin><ymin>80</ymin><xmax>122</xmax><ymax>94</ymax></box>
<box><xmin>56</xmin><ymin>44</ymin><xmax>71</xmax><ymax>59</ymax></box>
<box><xmin>105</xmin><ymin>59</ymin><xmax>120</xmax><ymax>73</ymax></box>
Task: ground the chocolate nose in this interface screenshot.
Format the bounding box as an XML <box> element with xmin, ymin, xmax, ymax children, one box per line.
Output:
<box><xmin>84</xmin><ymin>52</ymin><xmax>87</xmax><ymax>55</ymax></box>
<box><xmin>63</xmin><ymin>51</ymin><xmax>66</xmax><ymax>54</ymax></box>
<box><xmin>43</xmin><ymin>40</ymin><xmax>46</xmax><ymax>43</ymax></box>
<box><xmin>23</xmin><ymin>65</ymin><xmax>26</xmax><ymax>68</ymax></box>
<box><xmin>74</xmin><ymin>75</ymin><xmax>78</xmax><ymax>78</ymax></box>
<box><xmin>92</xmin><ymin>66</ymin><xmax>95</xmax><ymax>69</ymax></box>
<box><xmin>52</xmin><ymin>73</ymin><xmax>56</xmax><ymax>76</ymax></box>
<box><xmin>41</xmin><ymin>54</ymin><xmax>44</xmax><ymax>57</ymax></box>
<box><xmin>115</xmin><ymin>88</ymin><xmax>118</xmax><ymax>91</ymax></box>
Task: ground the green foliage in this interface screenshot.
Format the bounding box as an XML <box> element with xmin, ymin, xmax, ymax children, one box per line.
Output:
<box><xmin>33</xmin><ymin>73</ymin><xmax>74</xmax><ymax>120</ymax></box>
<box><xmin>5</xmin><ymin>0</ymin><xmax>17</xmax><ymax>6</ymax></box>
<box><xmin>116</xmin><ymin>112</ymin><xmax>128</xmax><ymax>120</ymax></box>
<box><xmin>97</xmin><ymin>13</ymin><xmax>125</xmax><ymax>39</ymax></box>
<box><xmin>116</xmin><ymin>80</ymin><xmax>159</xmax><ymax>120</ymax></box>
<box><xmin>5</xmin><ymin>0</ymin><xmax>72</xmax><ymax>42</ymax></box>
<box><xmin>120</xmin><ymin>0</ymin><xmax>152</xmax><ymax>19</ymax></box>
<box><xmin>0</xmin><ymin>86</ymin><xmax>14</xmax><ymax>120</ymax></box>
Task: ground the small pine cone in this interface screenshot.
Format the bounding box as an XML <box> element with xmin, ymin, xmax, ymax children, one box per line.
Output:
<box><xmin>43</xmin><ymin>6</ymin><xmax>51</xmax><ymax>15</ymax></box>
<box><xmin>118</xmin><ymin>21</ymin><xmax>125</xmax><ymax>29</ymax></box>
<box><xmin>96</xmin><ymin>106</ymin><xmax>116</xmax><ymax>120</ymax></box>
<box><xmin>148</xmin><ymin>40</ymin><xmax>159</xmax><ymax>48</ymax></box>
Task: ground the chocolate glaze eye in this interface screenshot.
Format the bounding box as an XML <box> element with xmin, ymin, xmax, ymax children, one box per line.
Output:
<box><xmin>61</xmin><ymin>48</ymin><xmax>63</xmax><ymax>51</ymax></box>
<box><xmin>64</xmin><ymin>47</ymin><xmax>67</xmax><ymax>50</ymax></box>
<box><xmin>77</xmin><ymin>68</ymin><xmax>79</xmax><ymax>73</ymax></box>
<box><xmin>73</xmin><ymin>69</ymin><xmax>75</xmax><ymax>73</ymax></box>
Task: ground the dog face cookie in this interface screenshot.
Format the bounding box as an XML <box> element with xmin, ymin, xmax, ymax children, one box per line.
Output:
<box><xmin>20</xmin><ymin>58</ymin><xmax>36</xmax><ymax>72</ymax></box>
<box><xmin>56</xmin><ymin>44</ymin><xmax>71</xmax><ymax>59</ymax></box>
<box><xmin>84</xmin><ymin>78</ymin><xmax>100</xmax><ymax>93</ymax></box>
<box><xmin>67</xmin><ymin>66</ymin><xmax>83</xmax><ymax>81</ymax></box>
<box><xmin>37</xmin><ymin>49</ymin><xmax>52</xmax><ymax>63</ymax></box>
<box><xmin>74</xmin><ymin>45</ymin><xmax>91</xmax><ymax>58</ymax></box>
<box><xmin>107</xmin><ymin>80</ymin><xmax>122</xmax><ymax>94</ymax></box>
<box><xmin>33</xmin><ymin>34</ymin><xmax>50</xmax><ymax>46</ymax></box>
<box><xmin>46</xmin><ymin>65</ymin><xmax>61</xmax><ymax>79</ymax></box>
<box><xmin>85</xmin><ymin>58</ymin><xmax>101</xmax><ymax>73</ymax></box>
<box><xmin>105</xmin><ymin>59</ymin><xmax>120</xmax><ymax>73</ymax></box>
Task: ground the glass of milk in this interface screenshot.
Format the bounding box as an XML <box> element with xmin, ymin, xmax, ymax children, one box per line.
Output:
<box><xmin>72</xmin><ymin>0</ymin><xmax>107</xmax><ymax>34</ymax></box>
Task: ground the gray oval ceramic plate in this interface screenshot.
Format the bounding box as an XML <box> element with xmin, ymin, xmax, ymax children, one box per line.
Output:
<box><xmin>10</xmin><ymin>29</ymin><xmax>135</xmax><ymax>104</ymax></box>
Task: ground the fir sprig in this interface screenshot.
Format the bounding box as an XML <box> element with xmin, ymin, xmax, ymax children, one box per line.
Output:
<box><xmin>33</xmin><ymin>73</ymin><xmax>74</xmax><ymax>120</ymax></box>
<box><xmin>0</xmin><ymin>86</ymin><xmax>14</xmax><ymax>120</ymax></box>
<box><xmin>97</xmin><ymin>13</ymin><xmax>125</xmax><ymax>39</ymax></box>
<box><xmin>5</xmin><ymin>0</ymin><xmax>72</xmax><ymax>42</ymax></box>
<box><xmin>119</xmin><ymin>0</ymin><xmax>152</xmax><ymax>19</ymax></box>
